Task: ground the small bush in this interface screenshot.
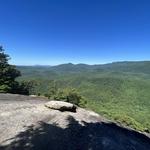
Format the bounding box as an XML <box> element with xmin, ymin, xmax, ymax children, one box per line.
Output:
<box><xmin>46</xmin><ymin>87</ymin><xmax>87</xmax><ymax>107</ymax></box>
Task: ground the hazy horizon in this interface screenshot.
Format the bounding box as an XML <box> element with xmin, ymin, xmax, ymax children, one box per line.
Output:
<box><xmin>14</xmin><ymin>60</ymin><xmax>150</xmax><ymax>67</ymax></box>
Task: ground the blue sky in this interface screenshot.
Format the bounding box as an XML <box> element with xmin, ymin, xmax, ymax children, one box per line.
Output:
<box><xmin>0</xmin><ymin>0</ymin><xmax>150</xmax><ymax>65</ymax></box>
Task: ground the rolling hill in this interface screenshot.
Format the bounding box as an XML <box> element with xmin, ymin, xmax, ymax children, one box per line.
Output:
<box><xmin>16</xmin><ymin>61</ymin><xmax>150</xmax><ymax>132</ymax></box>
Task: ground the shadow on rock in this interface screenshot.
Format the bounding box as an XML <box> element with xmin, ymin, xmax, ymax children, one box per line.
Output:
<box><xmin>0</xmin><ymin>116</ymin><xmax>150</xmax><ymax>150</ymax></box>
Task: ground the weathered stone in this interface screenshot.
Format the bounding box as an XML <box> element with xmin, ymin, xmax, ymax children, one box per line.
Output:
<box><xmin>45</xmin><ymin>100</ymin><xmax>77</xmax><ymax>112</ymax></box>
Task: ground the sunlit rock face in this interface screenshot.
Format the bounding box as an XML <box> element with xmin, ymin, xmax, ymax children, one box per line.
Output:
<box><xmin>45</xmin><ymin>101</ymin><xmax>76</xmax><ymax>112</ymax></box>
<box><xmin>0</xmin><ymin>94</ymin><xmax>150</xmax><ymax>150</ymax></box>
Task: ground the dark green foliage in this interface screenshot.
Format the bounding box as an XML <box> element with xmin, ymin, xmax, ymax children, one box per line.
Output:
<box><xmin>44</xmin><ymin>82</ymin><xmax>86</xmax><ymax>107</ymax></box>
<box><xmin>66</xmin><ymin>89</ymin><xmax>81</xmax><ymax>105</ymax></box>
<box><xmin>64</xmin><ymin>88</ymin><xmax>87</xmax><ymax>107</ymax></box>
<box><xmin>0</xmin><ymin>46</ymin><xmax>21</xmax><ymax>93</ymax></box>
<box><xmin>16</xmin><ymin>80</ymin><xmax>37</xmax><ymax>95</ymax></box>
<box><xmin>0</xmin><ymin>46</ymin><xmax>36</xmax><ymax>95</ymax></box>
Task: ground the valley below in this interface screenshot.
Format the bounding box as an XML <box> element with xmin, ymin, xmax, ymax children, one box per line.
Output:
<box><xmin>17</xmin><ymin>61</ymin><xmax>150</xmax><ymax>133</ymax></box>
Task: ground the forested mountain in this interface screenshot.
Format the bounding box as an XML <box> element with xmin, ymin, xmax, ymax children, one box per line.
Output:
<box><xmin>17</xmin><ymin>61</ymin><xmax>150</xmax><ymax>133</ymax></box>
<box><xmin>18</xmin><ymin>61</ymin><xmax>150</xmax><ymax>76</ymax></box>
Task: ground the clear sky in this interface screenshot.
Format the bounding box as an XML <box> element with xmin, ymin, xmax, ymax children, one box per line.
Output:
<box><xmin>0</xmin><ymin>0</ymin><xmax>150</xmax><ymax>65</ymax></box>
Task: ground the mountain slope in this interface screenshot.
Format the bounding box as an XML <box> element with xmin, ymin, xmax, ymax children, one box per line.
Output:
<box><xmin>16</xmin><ymin>61</ymin><xmax>150</xmax><ymax>132</ymax></box>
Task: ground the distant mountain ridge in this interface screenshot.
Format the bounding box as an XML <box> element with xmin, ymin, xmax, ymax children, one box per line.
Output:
<box><xmin>17</xmin><ymin>61</ymin><xmax>150</xmax><ymax>75</ymax></box>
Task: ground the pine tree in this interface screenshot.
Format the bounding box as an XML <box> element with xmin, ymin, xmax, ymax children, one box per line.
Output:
<box><xmin>0</xmin><ymin>46</ymin><xmax>21</xmax><ymax>93</ymax></box>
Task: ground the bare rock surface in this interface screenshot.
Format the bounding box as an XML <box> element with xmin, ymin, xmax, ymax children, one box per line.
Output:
<box><xmin>0</xmin><ymin>93</ymin><xmax>150</xmax><ymax>150</ymax></box>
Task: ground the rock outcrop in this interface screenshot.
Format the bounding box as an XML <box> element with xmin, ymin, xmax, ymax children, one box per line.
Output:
<box><xmin>0</xmin><ymin>94</ymin><xmax>150</xmax><ymax>150</ymax></box>
<box><xmin>45</xmin><ymin>101</ymin><xmax>76</xmax><ymax>112</ymax></box>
